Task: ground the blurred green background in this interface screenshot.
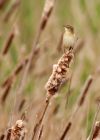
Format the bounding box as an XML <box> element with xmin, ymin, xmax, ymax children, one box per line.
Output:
<box><xmin>0</xmin><ymin>0</ymin><xmax>100</xmax><ymax>139</ymax></box>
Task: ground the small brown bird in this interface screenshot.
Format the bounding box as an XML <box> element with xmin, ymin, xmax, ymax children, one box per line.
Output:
<box><xmin>63</xmin><ymin>25</ymin><xmax>76</xmax><ymax>52</ymax></box>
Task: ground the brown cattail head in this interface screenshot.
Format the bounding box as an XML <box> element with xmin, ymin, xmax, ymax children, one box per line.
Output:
<box><xmin>3</xmin><ymin>0</ymin><xmax>20</xmax><ymax>22</ymax></box>
<box><xmin>78</xmin><ymin>75</ymin><xmax>93</xmax><ymax>106</ymax></box>
<box><xmin>14</xmin><ymin>57</ymin><xmax>29</xmax><ymax>76</ymax></box>
<box><xmin>6</xmin><ymin>128</ymin><xmax>12</xmax><ymax>140</ymax></box>
<box><xmin>45</xmin><ymin>48</ymin><xmax>74</xmax><ymax>95</ymax></box>
<box><xmin>40</xmin><ymin>0</ymin><xmax>56</xmax><ymax>30</ymax></box>
<box><xmin>1</xmin><ymin>84</ymin><xmax>11</xmax><ymax>104</ymax></box>
<box><xmin>6</xmin><ymin>120</ymin><xmax>27</xmax><ymax>140</ymax></box>
<box><xmin>60</xmin><ymin>122</ymin><xmax>72</xmax><ymax>140</ymax></box>
<box><xmin>92</xmin><ymin>121</ymin><xmax>100</xmax><ymax>140</ymax></box>
<box><xmin>0</xmin><ymin>0</ymin><xmax>6</xmax><ymax>9</ymax></box>
<box><xmin>0</xmin><ymin>133</ymin><xmax>5</xmax><ymax>140</ymax></box>
<box><xmin>2</xmin><ymin>29</ymin><xmax>15</xmax><ymax>55</ymax></box>
<box><xmin>18</xmin><ymin>98</ymin><xmax>26</xmax><ymax>112</ymax></box>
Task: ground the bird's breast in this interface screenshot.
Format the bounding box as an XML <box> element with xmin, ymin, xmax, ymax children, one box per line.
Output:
<box><xmin>63</xmin><ymin>33</ymin><xmax>75</xmax><ymax>48</ymax></box>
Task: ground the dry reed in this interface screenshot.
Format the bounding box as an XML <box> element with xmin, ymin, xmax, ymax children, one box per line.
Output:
<box><xmin>15</xmin><ymin>0</ymin><xmax>56</xmax><ymax>98</ymax></box>
<box><xmin>3</xmin><ymin>0</ymin><xmax>20</xmax><ymax>22</ymax></box>
<box><xmin>32</xmin><ymin>47</ymin><xmax>74</xmax><ymax>140</ymax></box>
<box><xmin>18</xmin><ymin>98</ymin><xmax>26</xmax><ymax>112</ymax></box>
<box><xmin>0</xmin><ymin>57</ymin><xmax>29</xmax><ymax>104</ymax></box>
<box><xmin>37</xmin><ymin>125</ymin><xmax>43</xmax><ymax>140</ymax></box>
<box><xmin>92</xmin><ymin>121</ymin><xmax>100</xmax><ymax>140</ymax></box>
<box><xmin>59</xmin><ymin>74</ymin><xmax>94</xmax><ymax>140</ymax></box>
<box><xmin>78</xmin><ymin>75</ymin><xmax>93</xmax><ymax>106</ymax></box>
<box><xmin>9</xmin><ymin>0</ymin><xmax>56</xmax><ymax>137</ymax></box>
<box><xmin>1</xmin><ymin>84</ymin><xmax>11</xmax><ymax>104</ymax></box>
<box><xmin>87</xmin><ymin>100</ymin><xmax>100</xmax><ymax>140</ymax></box>
<box><xmin>1</xmin><ymin>57</ymin><xmax>28</xmax><ymax>88</ymax></box>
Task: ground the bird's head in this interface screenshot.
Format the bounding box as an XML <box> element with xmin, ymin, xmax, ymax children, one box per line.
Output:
<box><xmin>63</xmin><ymin>25</ymin><xmax>74</xmax><ymax>35</ymax></box>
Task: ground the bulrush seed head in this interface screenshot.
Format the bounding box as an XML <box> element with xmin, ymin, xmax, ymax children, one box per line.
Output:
<box><xmin>6</xmin><ymin>119</ymin><xmax>27</xmax><ymax>140</ymax></box>
<box><xmin>45</xmin><ymin>48</ymin><xmax>74</xmax><ymax>95</ymax></box>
